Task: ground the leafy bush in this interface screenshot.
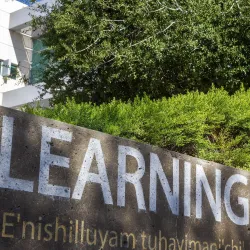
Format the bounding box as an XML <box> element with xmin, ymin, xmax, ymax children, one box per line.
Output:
<box><xmin>24</xmin><ymin>88</ymin><xmax>250</xmax><ymax>170</ymax></box>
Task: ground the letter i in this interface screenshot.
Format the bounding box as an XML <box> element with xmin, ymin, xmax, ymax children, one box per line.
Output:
<box><xmin>185</xmin><ymin>235</ymin><xmax>188</xmax><ymax>250</ymax></box>
<box><xmin>38</xmin><ymin>217</ymin><xmax>42</xmax><ymax>240</ymax></box>
<box><xmin>184</xmin><ymin>162</ymin><xmax>191</xmax><ymax>217</ymax></box>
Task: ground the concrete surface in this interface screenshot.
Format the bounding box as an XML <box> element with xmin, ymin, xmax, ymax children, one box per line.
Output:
<box><xmin>0</xmin><ymin>106</ymin><xmax>249</xmax><ymax>249</ymax></box>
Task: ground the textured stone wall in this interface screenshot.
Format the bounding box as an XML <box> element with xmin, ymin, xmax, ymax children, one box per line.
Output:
<box><xmin>0</xmin><ymin>106</ymin><xmax>249</xmax><ymax>249</ymax></box>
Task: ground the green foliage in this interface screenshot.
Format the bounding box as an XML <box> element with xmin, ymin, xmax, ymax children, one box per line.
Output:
<box><xmin>24</xmin><ymin>88</ymin><xmax>250</xmax><ymax>170</ymax></box>
<box><xmin>31</xmin><ymin>0</ymin><xmax>250</xmax><ymax>104</ymax></box>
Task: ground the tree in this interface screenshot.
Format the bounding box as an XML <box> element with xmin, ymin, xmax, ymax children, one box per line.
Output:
<box><xmin>31</xmin><ymin>0</ymin><xmax>250</xmax><ymax>104</ymax></box>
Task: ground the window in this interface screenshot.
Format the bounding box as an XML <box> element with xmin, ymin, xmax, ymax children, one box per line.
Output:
<box><xmin>0</xmin><ymin>60</ymin><xmax>8</xmax><ymax>76</ymax></box>
<box><xmin>0</xmin><ymin>60</ymin><xmax>17</xmax><ymax>79</ymax></box>
<box><xmin>10</xmin><ymin>64</ymin><xmax>18</xmax><ymax>79</ymax></box>
<box><xmin>31</xmin><ymin>39</ymin><xmax>46</xmax><ymax>84</ymax></box>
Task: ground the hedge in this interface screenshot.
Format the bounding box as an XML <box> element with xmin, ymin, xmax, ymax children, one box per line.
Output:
<box><xmin>24</xmin><ymin>88</ymin><xmax>250</xmax><ymax>171</ymax></box>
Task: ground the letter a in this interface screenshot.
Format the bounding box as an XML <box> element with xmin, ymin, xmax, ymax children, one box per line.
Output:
<box><xmin>72</xmin><ymin>138</ymin><xmax>113</xmax><ymax>205</ymax></box>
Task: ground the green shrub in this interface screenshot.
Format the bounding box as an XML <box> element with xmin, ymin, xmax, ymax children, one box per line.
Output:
<box><xmin>24</xmin><ymin>88</ymin><xmax>250</xmax><ymax>170</ymax></box>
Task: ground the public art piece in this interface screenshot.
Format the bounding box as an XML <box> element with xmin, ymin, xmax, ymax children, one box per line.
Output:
<box><xmin>0</xmin><ymin>106</ymin><xmax>249</xmax><ymax>249</ymax></box>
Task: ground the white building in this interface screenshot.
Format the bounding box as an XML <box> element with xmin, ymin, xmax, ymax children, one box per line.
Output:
<box><xmin>0</xmin><ymin>0</ymin><xmax>52</xmax><ymax>108</ymax></box>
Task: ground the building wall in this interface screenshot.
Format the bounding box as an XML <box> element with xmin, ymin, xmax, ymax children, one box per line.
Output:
<box><xmin>1</xmin><ymin>83</ymin><xmax>52</xmax><ymax>108</ymax></box>
<box><xmin>0</xmin><ymin>0</ymin><xmax>30</xmax><ymax>93</ymax></box>
<box><xmin>0</xmin><ymin>0</ymin><xmax>52</xmax><ymax>108</ymax></box>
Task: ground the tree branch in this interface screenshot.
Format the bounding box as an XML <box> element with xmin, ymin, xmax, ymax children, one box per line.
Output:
<box><xmin>151</xmin><ymin>6</ymin><xmax>180</xmax><ymax>12</ymax></box>
<box><xmin>75</xmin><ymin>38</ymin><xmax>100</xmax><ymax>54</ymax></box>
<box><xmin>130</xmin><ymin>22</ymin><xmax>175</xmax><ymax>47</ymax></box>
<box><xmin>102</xmin><ymin>19</ymin><xmax>125</xmax><ymax>22</ymax></box>
<box><xmin>155</xmin><ymin>0</ymin><xmax>183</xmax><ymax>12</ymax></box>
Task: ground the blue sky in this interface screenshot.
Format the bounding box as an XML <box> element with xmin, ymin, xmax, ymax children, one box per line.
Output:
<box><xmin>17</xmin><ymin>0</ymin><xmax>41</xmax><ymax>4</ymax></box>
<box><xmin>17</xmin><ymin>0</ymin><xmax>30</xmax><ymax>3</ymax></box>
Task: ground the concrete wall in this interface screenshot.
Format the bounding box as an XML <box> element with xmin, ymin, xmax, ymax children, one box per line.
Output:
<box><xmin>9</xmin><ymin>0</ymin><xmax>56</xmax><ymax>30</ymax></box>
<box><xmin>0</xmin><ymin>0</ymin><xmax>26</xmax><ymax>13</ymax></box>
<box><xmin>9</xmin><ymin>4</ymin><xmax>32</xmax><ymax>31</ymax></box>
<box><xmin>0</xmin><ymin>84</ymin><xmax>52</xmax><ymax>108</ymax></box>
<box><xmin>0</xmin><ymin>106</ymin><xmax>250</xmax><ymax>249</ymax></box>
